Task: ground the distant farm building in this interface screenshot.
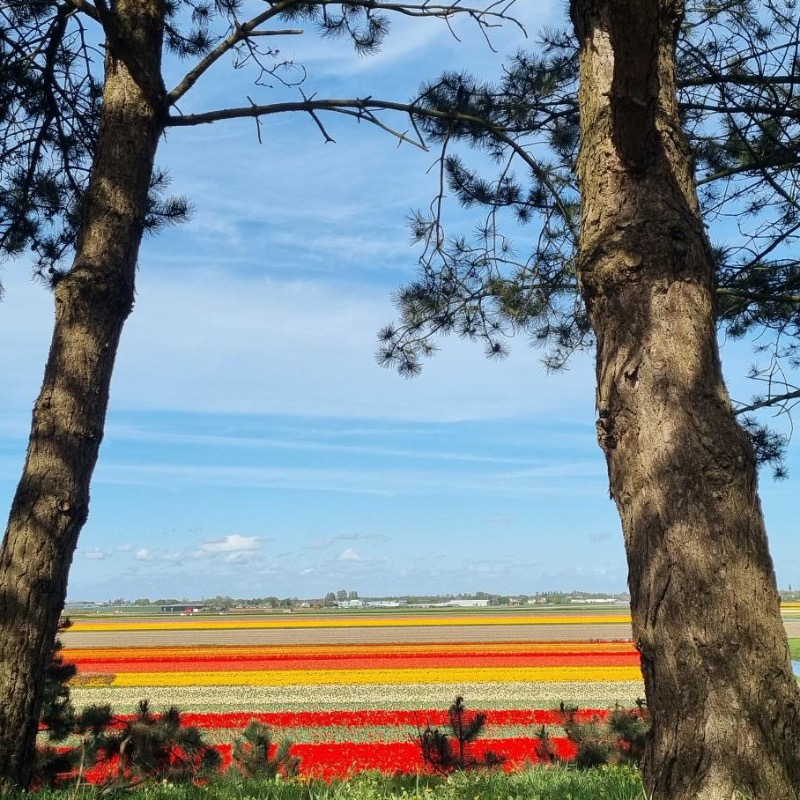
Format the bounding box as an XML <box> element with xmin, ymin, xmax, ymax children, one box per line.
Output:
<box><xmin>445</xmin><ymin>599</ymin><xmax>490</xmax><ymax>608</ymax></box>
<box><xmin>336</xmin><ymin>599</ymin><xmax>365</xmax><ymax>609</ymax></box>
<box><xmin>161</xmin><ymin>603</ymin><xmax>207</xmax><ymax>614</ymax></box>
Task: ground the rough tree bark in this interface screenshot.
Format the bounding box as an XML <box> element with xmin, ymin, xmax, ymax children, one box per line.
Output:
<box><xmin>0</xmin><ymin>0</ymin><xmax>165</xmax><ymax>788</ymax></box>
<box><xmin>570</xmin><ymin>1</ymin><xmax>800</xmax><ymax>798</ymax></box>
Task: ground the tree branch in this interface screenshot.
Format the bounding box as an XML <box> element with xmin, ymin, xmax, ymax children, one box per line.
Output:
<box><xmin>716</xmin><ymin>288</ymin><xmax>800</xmax><ymax>305</ymax></box>
<box><xmin>678</xmin><ymin>73</ymin><xmax>800</xmax><ymax>89</ymax></box>
<box><xmin>167</xmin><ymin>97</ymin><xmax>577</xmax><ymax>241</ymax></box>
<box><xmin>167</xmin><ymin>0</ymin><xmax>299</xmax><ymax>104</ymax></box>
<box><xmin>735</xmin><ymin>389</ymin><xmax>800</xmax><ymax>415</ymax></box>
<box><xmin>167</xmin><ymin>0</ymin><xmax>523</xmax><ymax>106</ymax></box>
<box><xmin>62</xmin><ymin>0</ymin><xmax>99</xmax><ymax>22</ymax></box>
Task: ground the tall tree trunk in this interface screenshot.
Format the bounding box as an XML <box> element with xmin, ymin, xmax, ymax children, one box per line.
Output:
<box><xmin>0</xmin><ymin>1</ymin><xmax>165</xmax><ymax>789</ymax></box>
<box><xmin>570</xmin><ymin>1</ymin><xmax>800</xmax><ymax>798</ymax></box>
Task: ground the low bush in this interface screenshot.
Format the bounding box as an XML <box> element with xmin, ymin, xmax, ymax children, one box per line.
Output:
<box><xmin>230</xmin><ymin>719</ymin><xmax>300</xmax><ymax>779</ymax></box>
<box><xmin>416</xmin><ymin>696</ymin><xmax>505</xmax><ymax>773</ymax></box>
<box><xmin>536</xmin><ymin>700</ymin><xmax>649</xmax><ymax>768</ymax></box>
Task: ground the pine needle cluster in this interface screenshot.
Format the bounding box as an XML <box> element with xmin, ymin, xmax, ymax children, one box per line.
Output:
<box><xmin>230</xmin><ymin>720</ymin><xmax>300</xmax><ymax>779</ymax></box>
<box><xmin>418</xmin><ymin>696</ymin><xmax>505</xmax><ymax>773</ymax></box>
<box><xmin>536</xmin><ymin>700</ymin><xmax>649</xmax><ymax>769</ymax></box>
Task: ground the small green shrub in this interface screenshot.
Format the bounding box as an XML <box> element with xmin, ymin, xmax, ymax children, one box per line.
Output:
<box><xmin>538</xmin><ymin>700</ymin><xmax>650</xmax><ymax>769</ymax></box>
<box><xmin>99</xmin><ymin>700</ymin><xmax>222</xmax><ymax>786</ymax></box>
<box><xmin>417</xmin><ymin>696</ymin><xmax>505</xmax><ymax>773</ymax></box>
<box><xmin>230</xmin><ymin>719</ymin><xmax>300</xmax><ymax>778</ymax></box>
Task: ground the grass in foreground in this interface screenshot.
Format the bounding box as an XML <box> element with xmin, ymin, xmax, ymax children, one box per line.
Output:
<box><xmin>789</xmin><ymin>638</ymin><xmax>799</xmax><ymax>661</ymax></box>
<box><xmin>12</xmin><ymin>767</ymin><xmax>645</xmax><ymax>800</ymax></box>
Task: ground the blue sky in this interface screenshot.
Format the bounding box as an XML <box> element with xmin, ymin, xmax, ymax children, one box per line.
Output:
<box><xmin>1</xmin><ymin>2</ymin><xmax>797</xmax><ymax>602</ymax></box>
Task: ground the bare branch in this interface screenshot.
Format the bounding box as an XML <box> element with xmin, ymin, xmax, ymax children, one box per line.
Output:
<box><xmin>735</xmin><ymin>389</ymin><xmax>800</xmax><ymax>415</ymax></box>
<box><xmin>167</xmin><ymin>1</ymin><xmax>298</xmax><ymax>104</ymax></box>
<box><xmin>167</xmin><ymin>0</ymin><xmax>523</xmax><ymax>106</ymax></box>
<box><xmin>298</xmin><ymin>90</ymin><xmax>336</xmax><ymax>143</ymax></box>
<box><xmin>62</xmin><ymin>0</ymin><xmax>99</xmax><ymax>21</ymax></box>
<box><xmin>246</xmin><ymin>29</ymin><xmax>303</xmax><ymax>37</ymax></box>
<box><xmin>716</xmin><ymin>288</ymin><xmax>800</xmax><ymax>306</ymax></box>
<box><xmin>168</xmin><ymin>97</ymin><xmax>577</xmax><ymax>241</ymax></box>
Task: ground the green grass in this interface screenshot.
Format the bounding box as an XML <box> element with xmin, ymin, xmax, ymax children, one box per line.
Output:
<box><xmin>789</xmin><ymin>638</ymin><xmax>800</xmax><ymax>660</ymax></box>
<box><xmin>10</xmin><ymin>768</ymin><xmax>646</xmax><ymax>800</ymax></box>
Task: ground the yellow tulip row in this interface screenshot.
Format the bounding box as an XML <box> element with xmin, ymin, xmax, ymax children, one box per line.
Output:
<box><xmin>77</xmin><ymin>665</ymin><xmax>642</xmax><ymax>688</ymax></box>
<box><xmin>69</xmin><ymin>614</ymin><xmax>630</xmax><ymax>632</ymax></box>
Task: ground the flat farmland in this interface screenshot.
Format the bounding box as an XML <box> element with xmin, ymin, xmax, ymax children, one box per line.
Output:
<box><xmin>58</xmin><ymin>607</ymin><xmax>800</xmax><ymax>778</ymax></box>
<box><xmin>61</xmin><ymin>606</ymin><xmax>800</xmax><ymax>649</ymax></box>
<box><xmin>61</xmin><ymin>609</ymin><xmax>636</xmax><ymax>648</ymax></box>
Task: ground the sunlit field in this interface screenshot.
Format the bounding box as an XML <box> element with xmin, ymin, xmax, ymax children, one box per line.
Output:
<box><xmin>60</xmin><ymin>606</ymin><xmax>800</xmax><ymax>780</ymax></box>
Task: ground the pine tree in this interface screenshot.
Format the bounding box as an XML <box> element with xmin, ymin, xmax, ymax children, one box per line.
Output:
<box><xmin>380</xmin><ymin>0</ymin><xmax>800</xmax><ymax>473</ymax></box>
<box><xmin>230</xmin><ymin>720</ymin><xmax>300</xmax><ymax>779</ymax></box>
<box><xmin>417</xmin><ymin>696</ymin><xmax>504</xmax><ymax>773</ymax></box>
<box><xmin>0</xmin><ymin>1</ymin><xmax>519</xmax><ymax>789</ymax></box>
<box><xmin>381</xmin><ymin>2</ymin><xmax>800</xmax><ymax>797</ymax></box>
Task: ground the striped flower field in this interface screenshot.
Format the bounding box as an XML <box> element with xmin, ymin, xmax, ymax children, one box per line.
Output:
<box><xmin>59</xmin><ymin>611</ymin><xmax>648</xmax><ymax>779</ymax></box>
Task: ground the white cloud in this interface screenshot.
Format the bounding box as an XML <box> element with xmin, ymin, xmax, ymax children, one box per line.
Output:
<box><xmin>338</xmin><ymin>548</ymin><xmax>362</xmax><ymax>562</ymax></box>
<box><xmin>336</xmin><ymin>532</ymin><xmax>390</xmax><ymax>543</ymax></box>
<box><xmin>135</xmin><ymin>548</ymin><xmax>151</xmax><ymax>561</ymax></box>
<box><xmin>83</xmin><ymin>548</ymin><xmax>110</xmax><ymax>561</ymax></box>
<box><xmin>196</xmin><ymin>534</ymin><xmax>260</xmax><ymax>557</ymax></box>
<box><xmin>224</xmin><ymin>551</ymin><xmax>252</xmax><ymax>564</ymax></box>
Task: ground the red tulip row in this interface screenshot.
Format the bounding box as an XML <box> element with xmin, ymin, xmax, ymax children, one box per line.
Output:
<box><xmin>74</xmin><ymin>737</ymin><xmax>580</xmax><ymax>783</ymax></box>
<box><xmin>72</xmin><ymin>652</ymin><xmax>638</xmax><ymax>674</ymax></box>
<box><xmin>177</xmin><ymin>708</ymin><xmax>611</xmax><ymax>729</ymax></box>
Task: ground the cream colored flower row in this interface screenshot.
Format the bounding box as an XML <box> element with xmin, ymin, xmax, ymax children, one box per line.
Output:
<box><xmin>69</xmin><ymin>680</ymin><xmax>646</xmax><ymax>714</ymax></box>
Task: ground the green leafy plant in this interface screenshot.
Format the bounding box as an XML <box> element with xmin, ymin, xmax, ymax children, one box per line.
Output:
<box><xmin>230</xmin><ymin>719</ymin><xmax>300</xmax><ymax>779</ymax></box>
<box><xmin>417</xmin><ymin>696</ymin><xmax>505</xmax><ymax>773</ymax></box>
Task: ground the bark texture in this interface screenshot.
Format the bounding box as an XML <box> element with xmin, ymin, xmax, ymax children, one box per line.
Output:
<box><xmin>570</xmin><ymin>1</ymin><xmax>800</xmax><ymax>798</ymax></box>
<box><xmin>0</xmin><ymin>1</ymin><xmax>166</xmax><ymax>788</ymax></box>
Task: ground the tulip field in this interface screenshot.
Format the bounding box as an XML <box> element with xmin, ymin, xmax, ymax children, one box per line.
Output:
<box><xmin>58</xmin><ymin>608</ymin><xmax>800</xmax><ymax>780</ymax></box>
<box><xmin>59</xmin><ymin>609</ymin><xmax>647</xmax><ymax>778</ymax></box>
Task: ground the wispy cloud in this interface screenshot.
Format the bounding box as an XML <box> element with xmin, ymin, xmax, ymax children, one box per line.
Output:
<box><xmin>83</xmin><ymin>548</ymin><xmax>111</xmax><ymax>561</ymax></box>
<box><xmin>92</xmin><ymin>460</ymin><xmax>607</xmax><ymax>500</ymax></box>
<box><xmin>195</xmin><ymin>535</ymin><xmax>261</xmax><ymax>558</ymax></box>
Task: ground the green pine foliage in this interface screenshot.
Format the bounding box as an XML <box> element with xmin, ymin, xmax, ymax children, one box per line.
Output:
<box><xmin>379</xmin><ymin>0</ymin><xmax>800</xmax><ymax>475</ymax></box>
<box><xmin>35</xmin><ymin>626</ymin><xmax>225</xmax><ymax>788</ymax></box>
<box><xmin>100</xmin><ymin>701</ymin><xmax>222</xmax><ymax>786</ymax></box>
<box><xmin>230</xmin><ymin>720</ymin><xmax>300</xmax><ymax>779</ymax></box>
<box><xmin>417</xmin><ymin>696</ymin><xmax>505</xmax><ymax>773</ymax></box>
<box><xmin>35</xmin><ymin>620</ymin><xmax>113</xmax><ymax>788</ymax></box>
<box><xmin>537</xmin><ymin>701</ymin><xmax>650</xmax><ymax>770</ymax></box>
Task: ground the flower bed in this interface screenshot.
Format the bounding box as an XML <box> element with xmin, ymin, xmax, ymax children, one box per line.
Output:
<box><xmin>58</xmin><ymin>624</ymin><xmax>645</xmax><ymax>781</ymax></box>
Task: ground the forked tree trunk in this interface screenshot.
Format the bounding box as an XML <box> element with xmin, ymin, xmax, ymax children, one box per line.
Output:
<box><xmin>0</xmin><ymin>2</ymin><xmax>165</xmax><ymax>789</ymax></box>
<box><xmin>570</xmin><ymin>1</ymin><xmax>800</xmax><ymax>798</ymax></box>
